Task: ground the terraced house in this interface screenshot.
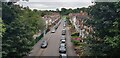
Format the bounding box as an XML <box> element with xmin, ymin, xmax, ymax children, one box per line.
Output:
<box><xmin>68</xmin><ymin>11</ymin><xmax>94</xmax><ymax>39</ymax></box>
<box><xmin>43</xmin><ymin>12</ymin><xmax>61</xmax><ymax>28</ymax></box>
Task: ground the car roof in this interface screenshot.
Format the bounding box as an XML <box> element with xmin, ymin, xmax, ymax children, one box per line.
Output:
<box><xmin>62</xmin><ymin>36</ymin><xmax>65</xmax><ymax>37</ymax></box>
<box><xmin>60</xmin><ymin>43</ymin><xmax>65</xmax><ymax>46</ymax></box>
<box><xmin>61</xmin><ymin>39</ymin><xmax>65</xmax><ymax>41</ymax></box>
<box><xmin>61</xmin><ymin>37</ymin><xmax>65</xmax><ymax>39</ymax></box>
<box><xmin>60</xmin><ymin>54</ymin><xmax>67</xmax><ymax>56</ymax></box>
<box><xmin>60</xmin><ymin>46</ymin><xmax>66</xmax><ymax>48</ymax></box>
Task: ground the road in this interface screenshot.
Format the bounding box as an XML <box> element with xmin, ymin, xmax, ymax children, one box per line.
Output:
<box><xmin>27</xmin><ymin>20</ymin><xmax>77</xmax><ymax>57</ymax></box>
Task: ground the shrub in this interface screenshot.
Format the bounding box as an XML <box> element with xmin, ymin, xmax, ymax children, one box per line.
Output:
<box><xmin>71</xmin><ymin>32</ymin><xmax>79</xmax><ymax>36</ymax></box>
<box><xmin>72</xmin><ymin>40</ymin><xmax>80</xmax><ymax>46</ymax></box>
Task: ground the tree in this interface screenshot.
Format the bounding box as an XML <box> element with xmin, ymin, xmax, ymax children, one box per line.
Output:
<box><xmin>2</xmin><ymin>2</ymin><xmax>46</xmax><ymax>58</ymax></box>
<box><xmin>85</xmin><ymin>2</ymin><xmax>120</xmax><ymax>56</ymax></box>
<box><xmin>61</xmin><ymin>8</ymin><xmax>68</xmax><ymax>15</ymax></box>
<box><xmin>56</xmin><ymin>8</ymin><xmax>60</xmax><ymax>12</ymax></box>
<box><xmin>0</xmin><ymin>18</ymin><xmax>5</xmax><ymax>58</ymax></box>
<box><xmin>33</xmin><ymin>9</ymin><xmax>37</xmax><ymax>12</ymax></box>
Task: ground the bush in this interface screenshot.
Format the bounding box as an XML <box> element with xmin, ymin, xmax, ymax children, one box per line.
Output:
<box><xmin>71</xmin><ymin>36</ymin><xmax>79</xmax><ymax>38</ymax></box>
<box><xmin>71</xmin><ymin>32</ymin><xmax>79</xmax><ymax>36</ymax></box>
<box><xmin>72</xmin><ymin>40</ymin><xmax>80</xmax><ymax>46</ymax></box>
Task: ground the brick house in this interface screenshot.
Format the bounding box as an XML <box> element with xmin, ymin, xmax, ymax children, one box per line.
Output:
<box><xmin>68</xmin><ymin>11</ymin><xmax>93</xmax><ymax>38</ymax></box>
<box><xmin>43</xmin><ymin>12</ymin><xmax>60</xmax><ymax>28</ymax></box>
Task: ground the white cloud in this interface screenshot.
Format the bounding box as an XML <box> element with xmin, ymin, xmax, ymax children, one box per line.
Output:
<box><xmin>27</xmin><ymin>0</ymin><xmax>93</xmax><ymax>2</ymax></box>
<box><xmin>16</xmin><ymin>0</ymin><xmax>94</xmax><ymax>10</ymax></box>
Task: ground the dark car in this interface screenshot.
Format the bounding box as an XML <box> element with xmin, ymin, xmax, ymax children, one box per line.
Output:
<box><xmin>41</xmin><ymin>41</ymin><xmax>48</xmax><ymax>48</ymax></box>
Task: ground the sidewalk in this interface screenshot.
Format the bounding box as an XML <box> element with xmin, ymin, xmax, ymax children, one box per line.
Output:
<box><xmin>66</xmin><ymin>26</ymin><xmax>77</xmax><ymax>56</ymax></box>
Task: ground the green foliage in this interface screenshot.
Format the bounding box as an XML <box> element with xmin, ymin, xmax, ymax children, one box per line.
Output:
<box><xmin>71</xmin><ymin>36</ymin><xmax>79</xmax><ymax>38</ymax></box>
<box><xmin>41</xmin><ymin>12</ymin><xmax>46</xmax><ymax>17</ymax></box>
<box><xmin>0</xmin><ymin>18</ymin><xmax>4</xmax><ymax>58</ymax></box>
<box><xmin>66</xmin><ymin>16</ymin><xmax>71</xmax><ymax>25</ymax></box>
<box><xmin>60</xmin><ymin>8</ymin><xmax>68</xmax><ymax>15</ymax></box>
<box><xmin>56</xmin><ymin>8</ymin><xmax>60</xmax><ymax>12</ymax></box>
<box><xmin>60</xmin><ymin>7</ymin><xmax>89</xmax><ymax>15</ymax></box>
<box><xmin>0</xmin><ymin>18</ymin><xmax>6</xmax><ymax>38</ymax></box>
<box><xmin>2</xmin><ymin>3</ymin><xmax>16</xmax><ymax>24</ymax></box>
<box><xmin>2</xmin><ymin>2</ymin><xmax>46</xmax><ymax>58</ymax></box>
<box><xmin>85</xmin><ymin>2</ymin><xmax>120</xmax><ymax>56</ymax></box>
<box><xmin>105</xmin><ymin>35</ymin><xmax>120</xmax><ymax>48</ymax></box>
<box><xmin>72</xmin><ymin>40</ymin><xmax>80</xmax><ymax>46</ymax></box>
<box><xmin>66</xmin><ymin>16</ymin><xmax>70</xmax><ymax>20</ymax></box>
<box><xmin>71</xmin><ymin>32</ymin><xmax>79</xmax><ymax>36</ymax></box>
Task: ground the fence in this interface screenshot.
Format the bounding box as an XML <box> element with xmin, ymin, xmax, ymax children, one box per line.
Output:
<box><xmin>35</xmin><ymin>29</ymin><xmax>49</xmax><ymax>43</ymax></box>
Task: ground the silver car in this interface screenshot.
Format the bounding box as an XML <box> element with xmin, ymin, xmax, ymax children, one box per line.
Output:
<box><xmin>51</xmin><ymin>29</ymin><xmax>55</xmax><ymax>33</ymax></box>
<box><xmin>60</xmin><ymin>43</ymin><xmax>66</xmax><ymax>47</ymax></box>
<box><xmin>59</xmin><ymin>46</ymin><xmax>66</xmax><ymax>53</ymax></box>
<box><xmin>62</xmin><ymin>29</ymin><xmax>66</xmax><ymax>35</ymax></box>
<box><xmin>61</xmin><ymin>39</ymin><xmax>66</xmax><ymax>43</ymax></box>
<box><xmin>61</xmin><ymin>36</ymin><xmax>66</xmax><ymax>40</ymax></box>
<box><xmin>63</xmin><ymin>23</ymin><xmax>66</xmax><ymax>27</ymax></box>
<box><xmin>41</xmin><ymin>41</ymin><xmax>48</xmax><ymax>48</ymax></box>
<box><xmin>59</xmin><ymin>53</ymin><xmax>67</xmax><ymax>58</ymax></box>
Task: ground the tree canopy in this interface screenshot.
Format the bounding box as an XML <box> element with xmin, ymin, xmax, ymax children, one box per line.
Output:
<box><xmin>2</xmin><ymin>2</ymin><xmax>45</xmax><ymax>58</ymax></box>
<box><xmin>85</xmin><ymin>2</ymin><xmax>120</xmax><ymax>56</ymax></box>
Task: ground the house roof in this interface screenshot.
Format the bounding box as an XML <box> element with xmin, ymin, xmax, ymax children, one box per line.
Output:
<box><xmin>69</xmin><ymin>11</ymin><xmax>89</xmax><ymax>20</ymax></box>
<box><xmin>43</xmin><ymin>12</ymin><xmax>60</xmax><ymax>21</ymax></box>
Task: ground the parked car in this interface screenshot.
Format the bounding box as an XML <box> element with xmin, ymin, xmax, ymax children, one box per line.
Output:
<box><xmin>41</xmin><ymin>40</ymin><xmax>48</xmax><ymax>48</ymax></box>
<box><xmin>63</xmin><ymin>26</ymin><xmax>66</xmax><ymax>29</ymax></box>
<box><xmin>51</xmin><ymin>28</ymin><xmax>55</xmax><ymax>33</ymax></box>
<box><xmin>61</xmin><ymin>39</ymin><xmax>66</xmax><ymax>43</ymax></box>
<box><xmin>55</xmin><ymin>25</ymin><xmax>58</xmax><ymax>29</ymax></box>
<box><xmin>63</xmin><ymin>23</ymin><xmax>66</xmax><ymax>27</ymax></box>
<box><xmin>59</xmin><ymin>46</ymin><xmax>66</xmax><ymax>53</ymax></box>
<box><xmin>60</xmin><ymin>43</ymin><xmax>66</xmax><ymax>47</ymax></box>
<box><xmin>61</xmin><ymin>36</ymin><xmax>66</xmax><ymax>40</ymax></box>
<box><xmin>62</xmin><ymin>29</ymin><xmax>66</xmax><ymax>35</ymax></box>
<box><xmin>59</xmin><ymin>53</ymin><xmax>67</xmax><ymax>58</ymax></box>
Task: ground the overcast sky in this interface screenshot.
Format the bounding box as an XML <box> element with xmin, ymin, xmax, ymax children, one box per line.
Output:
<box><xmin>15</xmin><ymin>0</ymin><xmax>94</xmax><ymax>10</ymax></box>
